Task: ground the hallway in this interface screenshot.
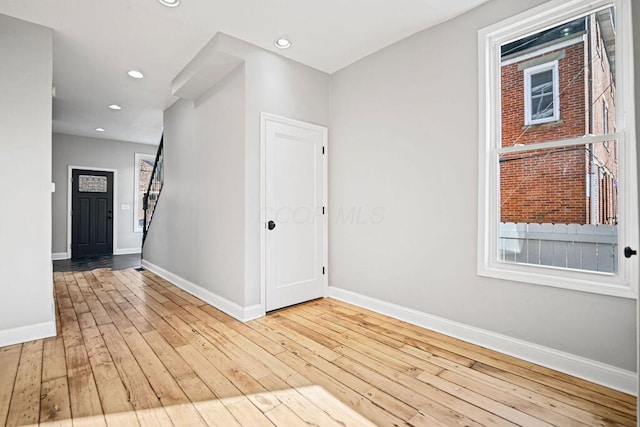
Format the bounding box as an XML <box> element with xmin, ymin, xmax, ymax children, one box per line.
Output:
<box><xmin>53</xmin><ymin>254</ymin><xmax>142</xmax><ymax>273</ymax></box>
<box><xmin>0</xmin><ymin>268</ymin><xmax>636</xmax><ymax>426</ymax></box>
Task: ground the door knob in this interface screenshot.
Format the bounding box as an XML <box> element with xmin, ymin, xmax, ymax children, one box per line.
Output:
<box><xmin>267</xmin><ymin>220</ymin><xmax>276</xmax><ymax>230</ymax></box>
<box><xmin>624</xmin><ymin>246</ymin><xmax>637</xmax><ymax>258</ymax></box>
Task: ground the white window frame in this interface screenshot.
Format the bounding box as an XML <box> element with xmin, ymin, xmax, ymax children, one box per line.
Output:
<box><xmin>524</xmin><ymin>60</ymin><xmax>560</xmax><ymax>125</ymax></box>
<box><xmin>133</xmin><ymin>153</ymin><xmax>155</xmax><ymax>233</ymax></box>
<box><xmin>477</xmin><ymin>0</ymin><xmax>638</xmax><ymax>299</ymax></box>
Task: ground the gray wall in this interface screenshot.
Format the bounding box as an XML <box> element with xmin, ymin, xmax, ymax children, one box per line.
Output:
<box><xmin>52</xmin><ymin>133</ymin><xmax>158</xmax><ymax>255</ymax></box>
<box><xmin>216</xmin><ymin>34</ymin><xmax>331</xmax><ymax>306</ymax></box>
<box><xmin>144</xmin><ymin>66</ymin><xmax>247</xmax><ymax>305</ymax></box>
<box><xmin>0</xmin><ymin>15</ymin><xmax>54</xmax><ymax>336</ymax></box>
<box><xmin>145</xmin><ymin>34</ymin><xmax>330</xmax><ymax>308</ymax></box>
<box><xmin>328</xmin><ymin>0</ymin><xmax>637</xmax><ymax>371</ymax></box>
<box><xmin>143</xmin><ymin>1</ymin><xmax>637</xmax><ymax>374</ymax></box>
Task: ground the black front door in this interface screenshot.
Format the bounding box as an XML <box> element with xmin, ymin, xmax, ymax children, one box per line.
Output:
<box><xmin>72</xmin><ymin>169</ymin><xmax>114</xmax><ymax>258</ymax></box>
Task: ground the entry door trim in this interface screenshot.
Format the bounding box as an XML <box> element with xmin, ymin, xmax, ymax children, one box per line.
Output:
<box><xmin>260</xmin><ymin>113</ymin><xmax>328</xmax><ymax>316</ymax></box>
<box><xmin>67</xmin><ymin>165</ymin><xmax>118</xmax><ymax>259</ymax></box>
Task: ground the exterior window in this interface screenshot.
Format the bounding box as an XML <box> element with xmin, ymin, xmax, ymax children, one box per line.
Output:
<box><xmin>524</xmin><ymin>61</ymin><xmax>559</xmax><ymax>124</ymax></box>
<box><xmin>134</xmin><ymin>153</ymin><xmax>155</xmax><ymax>233</ymax></box>
<box><xmin>478</xmin><ymin>0</ymin><xmax>638</xmax><ymax>298</ymax></box>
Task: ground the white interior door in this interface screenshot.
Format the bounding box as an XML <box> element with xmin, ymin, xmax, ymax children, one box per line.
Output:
<box><xmin>263</xmin><ymin>114</ymin><xmax>327</xmax><ymax>312</ymax></box>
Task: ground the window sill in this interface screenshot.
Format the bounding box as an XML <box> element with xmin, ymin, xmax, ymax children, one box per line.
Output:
<box><xmin>522</xmin><ymin>119</ymin><xmax>563</xmax><ymax>129</ymax></box>
<box><xmin>479</xmin><ymin>262</ymin><xmax>637</xmax><ymax>299</ymax></box>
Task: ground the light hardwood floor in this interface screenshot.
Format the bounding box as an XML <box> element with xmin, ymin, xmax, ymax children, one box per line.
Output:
<box><xmin>0</xmin><ymin>268</ymin><xmax>636</xmax><ymax>426</ymax></box>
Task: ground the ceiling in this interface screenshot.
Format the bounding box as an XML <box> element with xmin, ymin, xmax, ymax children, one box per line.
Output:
<box><xmin>0</xmin><ymin>0</ymin><xmax>489</xmax><ymax>145</ymax></box>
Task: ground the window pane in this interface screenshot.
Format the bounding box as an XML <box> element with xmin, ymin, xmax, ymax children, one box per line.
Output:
<box><xmin>79</xmin><ymin>175</ymin><xmax>107</xmax><ymax>193</ymax></box>
<box><xmin>498</xmin><ymin>141</ymin><xmax>618</xmax><ymax>273</ymax></box>
<box><xmin>530</xmin><ymin>70</ymin><xmax>554</xmax><ymax>120</ymax></box>
<box><xmin>137</xmin><ymin>159</ymin><xmax>154</xmax><ymax>229</ymax></box>
<box><xmin>531</xmin><ymin>93</ymin><xmax>554</xmax><ymax>120</ymax></box>
<box><xmin>531</xmin><ymin>70</ymin><xmax>553</xmax><ymax>90</ymax></box>
<box><xmin>500</xmin><ymin>6</ymin><xmax>616</xmax><ymax>147</ymax></box>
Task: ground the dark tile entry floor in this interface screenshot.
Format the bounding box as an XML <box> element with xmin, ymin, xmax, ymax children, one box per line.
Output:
<box><xmin>53</xmin><ymin>253</ymin><xmax>142</xmax><ymax>272</ymax></box>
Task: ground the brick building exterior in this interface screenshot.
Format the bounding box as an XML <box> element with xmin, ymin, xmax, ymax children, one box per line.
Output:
<box><xmin>499</xmin><ymin>11</ymin><xmax>617</xmax><ymax>225</ymax></box>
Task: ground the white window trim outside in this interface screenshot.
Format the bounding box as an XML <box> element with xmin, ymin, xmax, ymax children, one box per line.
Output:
<box><xmin>477</xmin><ymin>0</ymin><xmax>638</xmax><ymax>299</ymax></box>
<box><xmin>524</xmin><ymin>60</ymin><xmax>560</xmax><ymax>125</ymax></box>
<box><xmin>134</xmin><ymin>153</ymin><xmax>155</xmax><ymax>233</ymax></box>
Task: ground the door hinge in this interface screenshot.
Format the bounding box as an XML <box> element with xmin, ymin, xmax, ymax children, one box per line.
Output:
<box><xmin>322</xmin><ymin>206</ymin><xmax>325</xmax><ymax>215</ymax></box>
<box><xmin>322</xmin><ymin>146</ymin><xmax>325</xmax><ymax>155</ymax></box>
<box><xmin>322</xmin><ymin>266</ymin><xmax>326</xmax><ymax>275</ymax></box>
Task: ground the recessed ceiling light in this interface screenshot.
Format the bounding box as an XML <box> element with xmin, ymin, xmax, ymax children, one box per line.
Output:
<box><xmin>95</xmin><ymin>128</ymin><xmax>105</xmax><ymax>132</ymax></box>
<box><xmin>158</xmin><ymin>0</ymin><xmax>180</xmax><ymax>7</ymax></box>
<box><xmin>127</xmin><ymin>70</ymin><xmax>144</xmax><ymax>79</ymax></box>
<box><xmin>275</xmin><ymin>38</ymin><xmax>291</xmax><ymax>49</ymax></box>
<box><xmin>108</xmin><ymin>104</ymin><xmax>122</xmax><ymax>110</ymax></box>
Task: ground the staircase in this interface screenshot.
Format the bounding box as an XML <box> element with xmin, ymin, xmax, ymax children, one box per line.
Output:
<box><xmin>142</xmin><ymin>136</ymin><xmax>164</xmax><ymax>250</ymax></box>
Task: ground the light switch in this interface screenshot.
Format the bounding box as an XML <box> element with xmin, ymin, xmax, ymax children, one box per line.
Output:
<box><xmin>121</xmin><ymin>204</ymin><xmax>131</xmax><ymax>210</ymax></box>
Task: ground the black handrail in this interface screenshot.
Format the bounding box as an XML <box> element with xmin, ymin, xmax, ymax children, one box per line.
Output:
<box><xmin>142</xmin><ymin>136</ymin><xmax>164</xmax><ymax>249</ymax></box>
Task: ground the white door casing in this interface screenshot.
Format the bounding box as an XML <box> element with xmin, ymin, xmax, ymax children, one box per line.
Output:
<box><xmin>261</xmin><ymin>113</ymin><xmax>328</xmax><ymax>312</ymax></box>
<box><xmin>67</xmin><ymin>165</ymin><xmax>118</xmax><ymax>259</ymax></box>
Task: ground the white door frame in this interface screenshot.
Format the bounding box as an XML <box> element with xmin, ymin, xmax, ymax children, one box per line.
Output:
<box><xmin>66</xmin><ymin>165</ymin><xmax>118</xmax><ymax>259</ymax></box>
<box><xmin>259</xmin><ymin>113</ymin><xmax>328</xmax><ymax>315</ymax></box>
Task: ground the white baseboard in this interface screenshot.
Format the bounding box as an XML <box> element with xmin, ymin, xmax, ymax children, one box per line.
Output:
<box><xmin>0</xmin><ymin>321</ymin><xmax>57</xmax><ymax>348</ymax></box>
<box><xmin>242</xmin><ymin>304</ymin><xmax>265</xmax><ymax>322</ymax></box>
<box><xmin>141</xmin><ymin>259</ymin><xmax>262</xmax><ymax>322</ymax></box>
<box><xmin>52</xmin><ymin>252</ymin><xmax>68</xmax><ymax>261</ymax></box>
<box><xmin>115</xmin><ymin>248</ymin><xmax>142</xmax><ymax>255</ymax></box>
<box><xmin>329</xmin><ymin>286</ymin><xmax>638</xmax><ymax>395</ymax></box>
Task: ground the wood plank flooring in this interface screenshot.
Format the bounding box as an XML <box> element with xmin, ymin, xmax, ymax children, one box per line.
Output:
<box><xmin>0</xmin><ymin>268</ymin><xmax>636</xmax><ymax>426</ymax></box>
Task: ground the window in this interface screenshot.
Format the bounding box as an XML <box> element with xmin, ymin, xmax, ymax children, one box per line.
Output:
<box><xmin>78</xmin><ymin>175</ymin><xmax>108</xmax><ymax>193</ymax></box>
<box><xmin>524</xmin><ymin>61</ymin><xmax>559</xmax><ymax>124</ymax></box>
<box><xmin>478</xmin><ymin>0</ymin><xmax>637</xmax><ymax>298</ymax></box>
<box><xmin>134</xmin><ymin>153</ymin><xmax>155</xmax><ymax>233</ymax></box>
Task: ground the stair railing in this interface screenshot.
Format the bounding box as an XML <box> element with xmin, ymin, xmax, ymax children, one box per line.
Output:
<box><xmin>142</xmin><ymin>136</ymin><xmax>164</xmax><ymax>248</ymax></box>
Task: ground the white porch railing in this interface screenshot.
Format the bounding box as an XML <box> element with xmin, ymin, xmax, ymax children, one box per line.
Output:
<box><xmin>498</xmin><ymin>222</ymin><xmax>617</xmax><ymax>273</ymax></box>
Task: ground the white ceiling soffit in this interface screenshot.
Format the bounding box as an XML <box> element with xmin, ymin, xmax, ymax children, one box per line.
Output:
<box><xmin>0</xmin><ymin>0</ymin><xmax>489</xmax><ymax>145</ymax></box>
